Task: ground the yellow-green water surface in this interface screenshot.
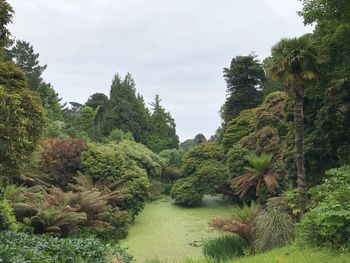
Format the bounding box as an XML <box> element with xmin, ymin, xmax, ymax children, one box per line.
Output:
<box><xmin>120</xmin><ymin>196</ymin><xmax>233</xmax><ymax>262</ymax></box>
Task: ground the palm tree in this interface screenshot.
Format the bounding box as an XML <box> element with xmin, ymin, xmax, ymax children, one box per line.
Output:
<box><xmin>231</xmin><ymin>152</ymin><xmax>279</xmax><ymax>204</ymax></box>
<box><xmin>267</xmin><ymin>34</ymin><xmax>322</xmax><ymax>216</ymax></box>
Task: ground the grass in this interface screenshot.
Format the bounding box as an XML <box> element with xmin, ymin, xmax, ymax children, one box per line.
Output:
<box><xmin>145</xmin><ymin>245</ymin><xmax>350</xmax><ymax>263</ymax></box>
<box><xmin>202</xmin><ymin>235</ymin><xmax>246</xmax><ymax>261</ymax></box>
<box><xmin>120</xmin><ymin>196</ymin><xmax>234</xmax><ymax>262</ymax></box>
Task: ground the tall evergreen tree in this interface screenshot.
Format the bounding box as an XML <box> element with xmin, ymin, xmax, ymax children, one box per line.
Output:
<box><xmin>106</xmin><ymin>73</ymin><xmax>150</xmax><ymax>142</ymax></box>
<box><xmin>222</xmin><ymin>55</ymin><xmax>265</xmax><ymax>123</ymax></box>
<box><xmin>147</xmin><ymin>95</ymin><xmax>179</xmax><ymax>153</ymax></box>
<box><xmin>0</xmin><ymin>0</ymin><xmax>14</xmax><ymax>48</ymax></box>
<box><xmin>5</xmin><ymin>40</ymin><xmax>47</xmax><ymax>90</ymax></box>
<box><xmin>86</xmin><ymin>93</ymin><xmax>109</xmax><ymax>138</ymax></box>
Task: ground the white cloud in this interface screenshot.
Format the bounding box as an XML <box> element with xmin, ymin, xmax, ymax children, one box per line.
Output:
<box><xmin>8</xmin><ymin>0</ymin><xmax>312</xmax><ymax>141</ymax></box>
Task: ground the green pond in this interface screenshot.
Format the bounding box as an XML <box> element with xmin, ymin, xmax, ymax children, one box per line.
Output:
<box><xmin>120</xmin><ymin>196</ymin><xmax>233</xmax><ymax>262</ymax></box>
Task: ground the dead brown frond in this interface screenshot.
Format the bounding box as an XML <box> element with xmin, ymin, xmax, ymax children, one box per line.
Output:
<box><xmin>231</xmin><ymin>172</ymin><xmax>259</xmax><ymax>199</ymax></box>
<box><xmin>263</xmin><ymin>174</ymin><xmax>279</xmax><ymax>193</ymax></box>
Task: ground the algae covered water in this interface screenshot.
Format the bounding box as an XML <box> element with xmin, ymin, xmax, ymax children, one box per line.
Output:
<box><xmin>120</xmin><ymin>196</ymin><xmax>233</xmax><ymax>262</ymax></box>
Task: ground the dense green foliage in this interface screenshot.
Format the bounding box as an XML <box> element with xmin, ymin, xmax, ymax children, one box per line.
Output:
<box><xmin>202</xmin><ymin>235</ymin><xmax>246</xmax><ymax>261</ymax></box>
<box><xmin>171</xmin><ymin>142</ymin><xmax>228</xmax><ymax>205</ymax></box>
<box><xmin>0</xmin><ymin>0</ymin><xmax>14</xmax><ymax>47</ymax></box>
<box><xmin>0</xmin><ymin>61</ymin><xmax>44</xmax><ymax>180</ymax></box>
<box><xmin>0</xmin><ymin>231</ymin><xmax>131</xmax><ymax>263</ymax></box>
<box><xmin>180</xmin><ymin>134</ymin><xmax>207</xmax><ymax>152</ymax></box>
<box><xmin>159</xmin><ymin>149</ymin><xmax>184</xmax><ymax>167</ymax></box>
<box><xmin>298</xmin><ymin>166</ymin><xmax>350</xmax><ymax>250</ymax></box>
<box><xmin>223</xmin><ymin>92</ymin><xmax>288</xmax><ymax>203</ymax></box>
<box><xmin>1</xmin><ymin>0</ymin><xmax>350</xmax><ymax>261</ymax></box>
<box><xmin>221</xmin><ymin>55</ymin><xmax>265</xmax><ymax>123</ymax></box>
<box><xmin>0</xmin><ymin>198</ymin><xmax>18</xmax><ymax>231</ymax></box>
<box><xmin>5</xmin><ymin>40</ymin><xmax>47</xmax><ymax>91</ymax></box>
<box><xmin>81</xmin><ymin>143</ymin><xmax>150</xmax><ymax>217</ymax></box>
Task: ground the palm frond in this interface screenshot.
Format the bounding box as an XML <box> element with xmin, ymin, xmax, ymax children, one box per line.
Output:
<box><xmin>244</xmin><ymin>152</ymin><xmax>272</xmax><ymax>173</ymax></box>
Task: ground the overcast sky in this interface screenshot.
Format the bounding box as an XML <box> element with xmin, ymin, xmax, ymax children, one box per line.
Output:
<box><xmin>8</xmin><ymin>0</ymin><xmax>312</xmax><ymax>141</ymax></box>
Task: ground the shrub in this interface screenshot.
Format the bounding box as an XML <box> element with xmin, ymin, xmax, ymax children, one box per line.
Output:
<box><xmin>171</xmin><ymin>142</ymin><xmax>228</xmax><ymax>205</ymax></box>
<box><xmin>170</xmin><ymin>177</ymin><xmax>203</xmax><ymax>206</ymax></box>
<box><xmin>0</xmin><ymin>231</ymin><xmax>126</xmax><ymax>263</ymax></box>
<box><xmin>159</xmin><ymin>148</ymin><xmax>184</xmax><ymax>167</ymax></box>
<box><xmin>0</xmin><ymin>62</ymin><xmax>44</xmax><ymax>180</ymax></box>
<box><xmin>40</xmin><ymin>139</ymin><xmax>86</xmax><ymax>188</ymax></box>
<box><xmin>203</xmin><ymin>235</ymin><xmax>246</xmax><ymax>261</ymax></box>
<box><xmin>108</xmin><ymin>128</ymin><xmax>134</xmax><ymax>142</ymax></box>
<box><xmin>227</xmin><ymin>144</ymin><xmax>250</xmax><ymax>179</ymax></box>
<box><xmin>253</xmin><ymin>207</ymin><xmax>294</xmax><ymax>251</ymax></box>
<box><xmin>223</xmin><ymin>109</ymin><xmax>257</xmax><ymax>152</ymax></box>
<box><xmin>116</xmin><ymin>140</ymin><xmax>165</xmax><ymax>178</ymax></box>
<box><xmin>81</xmin><ymin>142</ymin><xmax>151</xmax><ymax>217</ymax></box>
<box><xmin>161</xmin><ymin>165</ymin><xmax>181</xmax><ymax>182</ymax></box>
<box><xmin>195</xmin><ymin>160</ymin><xmax>228</xmax><ymax>195</ymax></box>
<box><xmin>0</xmin><ymin>199</ymin><xmax>18</xmax><ymax>231</ymax></box>
<box><xmin>298</xmin><ymin>166</ymin><xmax>350</xmax><ymax>250</ymax></box>
<box><xmin>181</xmin><ymin>142</ymin><xmax>226</xmax><ymax>177</ymax></box>
<box><xmin>45</xmin><ymin>120</ymin><xmax>67</xmax><ymax>138</ymax></box>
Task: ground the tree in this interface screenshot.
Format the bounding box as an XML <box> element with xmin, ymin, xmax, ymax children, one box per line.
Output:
<box><xmin>146</xmin><ymin>95</ymin><xmax>179</xmax><ymax>152</ymax></box>
<box><xmin>180</xmin><ymin>134</ymin><xmax>207</xmax><ymax>151</ymax></box>
<box><xmin>0</xmin><ymin>61</ymin><xmax>44</xmax><ymax>181</ymax></box>
<box><xmin>170</xmin><ymin>142</ymin><xmax>229</xmax><ymax>205</ymax></box>
<box><xmin>222</xmin><ymin>55</ymin><xmax>265</xmax><ymax>122</ymax></box>
<box><xmin>38</xmin><ymin>82</ymin><xmax>63</xmax><ymax>121</ymax></box>
<box><xmin>268</xmin><ymin>34</ymin><xmax>322</xmax><ymax>215</ymax></box>
<box><xmin>5</xmin><ymin>40</ymin><xmax>47</xmax><ymax>90</ymax></box>
<box><xmin>299</xmin><ymin>0</ymin><xmax>350</xmax><ymax>25</ymax></box>
<box><xmin>231</xmin><ymin>153</ymin><xmax>279</xmax><ymax>204</ymax></box>
<box><xmin>79</xmin><ymin>106</ymin><xmax>96</xmax><ymax>138</ymax></box>
<box><xmin>85</xmin><ymin>93</ymin><xmax>109</xmax><ymax>138</ymax></box>
<box><xmin>0</xmin><ymin>0</ymin><xmax>14</xmax><ymax>48</ymax></box>
<box><xmin>106</xmin><ymin>73</ymin><xmax>150</xmax><ymax>143</ymax></box>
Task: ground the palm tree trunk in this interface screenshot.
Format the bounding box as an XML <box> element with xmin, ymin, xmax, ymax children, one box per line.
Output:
<box><xmin>294</xmin><ymin>94</ymin><xmax>307</xmax><ymax>216</ymax></box>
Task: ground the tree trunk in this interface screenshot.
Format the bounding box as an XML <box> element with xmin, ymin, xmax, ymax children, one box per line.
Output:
<box><xmin>294</xmin><ymin>94</ymin><xmax>307</xmax><ymax>217</ymax></box>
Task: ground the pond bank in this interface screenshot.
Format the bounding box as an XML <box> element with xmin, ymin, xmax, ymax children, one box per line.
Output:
<box><xmin>120</xmin><ymin>196</ymin><xmax>233</xmax><ymax>262</ymax></box>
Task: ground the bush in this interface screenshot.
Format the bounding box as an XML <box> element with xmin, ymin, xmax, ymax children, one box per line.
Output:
<box><xmin>170</xmin><ymin>177</ymin><xmax>203</xmax><ymax>206</ymax></box>
<box><xmin>41</xmin><ymin>139</ymin><xmax>86</xmax><ymax>188</ymax></box>
<box><xmin>0</xmin><ymin>62</ymin><xmax>45</xmax><ymax>180</ymax></box>
<box><xmin>223</xmin><ymin>109</ymin><xmax>257</xmax><ymax>152</ymax></box>
<box><xmin>161</xmin><ymin>165</ymin><xmax>181</xmax><ymax>182</ymax></box>
<box><xmin>227</xmin><ymin>144</ymin><xmax>250</xmax><ymax>179</ymax></box>
<box><xmin>298</xmin><ymin>166</ymin><xmax>350</xmax><ymax>250</ymax></box>
<box><xmin>253</xmin><ymin>207</ymin><xmax>294</xmax><ymax>251</ymax></box>
<box><xmin>203</xmin><ymin>235</ymin><xmax>246</xmax><ymax>261</ymax></box>
<box><xmin>0</xmin><ymin>199</ymin><xmax>18</xmax><ymax>231</ymax></box>
<box><xmin>108</xmin><ymin>128</ymin><xmax>134</xmax><ymax>142</ymax></box>
<box><xmin>181</xmin><ymin>142</ymin><xmax>226</xmax><ymax>177</ymax></box>
<box><xmin>159</xmin><ymin>148</ymin><xmax>184</xmax><ymax>167</ymax></box>
<box><xmin>116</xmin><ymin>140</ymin><xmax>165</xmax><ymax>178</ymax></box>
<box><xmin>81</xmin><ymin>142</ymin><xmax>151</xmax><ymax>217</ymax></box>
<box><xmin>171</xmin><ymin>142</ymin><xmax>228</xmax><ymax>205</ymax></box>
<box><xmin>0</xmin><ymin>231</ymin><xmax>128</xmax><ymax>263</ymax></box>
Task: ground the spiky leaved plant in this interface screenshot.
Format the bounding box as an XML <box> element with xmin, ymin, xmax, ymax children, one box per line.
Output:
<box><xmin>210</xmin><ymin>203</ymin><xmax>257</xmax><ymax>250</ymax></box>
<box><xmin>231</xmin><ymin>152</ymin><xmax>279</xmax><ymax>204</ymax></box>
